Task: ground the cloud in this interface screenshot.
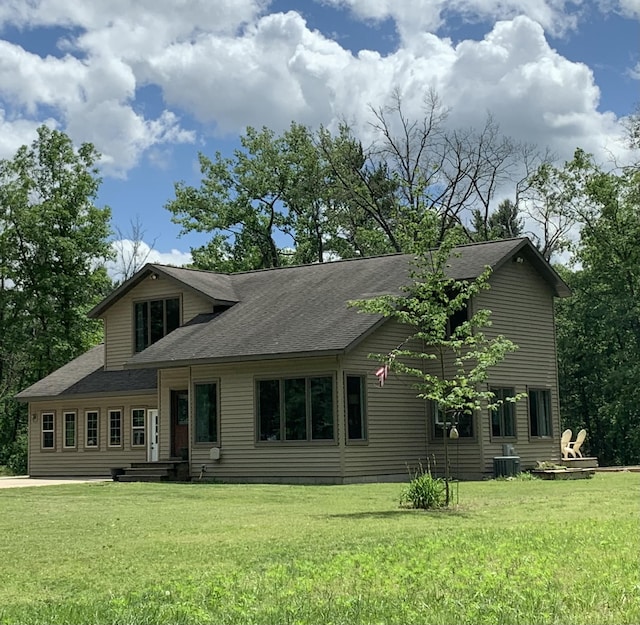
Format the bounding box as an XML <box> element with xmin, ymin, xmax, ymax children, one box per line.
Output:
<box><xmin>0</xmin><ymin>0</ymin><xmax>631</xmax><ymax>180</ymax></box>
<box><xmin>106</xmin><ymin>239</ymin><xmax>192</xmax><ymax>281</ymax></box>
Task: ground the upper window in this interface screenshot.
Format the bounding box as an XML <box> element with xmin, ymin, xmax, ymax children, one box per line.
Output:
<box><xmin>85</xmin><ymin>411</ymin><xmax>99</xmax><ymax>448</ymax></box>
<box><xmin>63</xmin><ymin>412</ymin><xmax>76</xmax><ymax>448</ymax></box>
<box><xmin>432</xmin><ymin>401</ymin><xmax>473</xmax><ymax>439</ymax></box>
<box><xmin>529</xmin><ymin>388</ymin><xmax>552</xmax><ymax>437</ymax></box>
<box><xmin>346</xmin><ymin>375</ymin><xmax>367</xmax><ymax>441</ymax></box>
<box><xmin>131</xmin><ymin>408</ymin><xmax>145</xmax><ymax>447</ymax></box>
<box><xmin>42</xmin><ymin>412</ymin><xmax>55</xmax><ymax>449</ymax></box>
<box><xmin>257</xmin><ymin>376</ymin><xmax>334</xmax><ymax>442</ymax></box>
<box><xmin>195</xmin><ymin>382</ymin><xmax>218</xmax><ymax>443</ymax></box>
<box><xmin>134</xmin><ymin>297</ymin><xmax>180</xmax><ymax>352</ymax></box>
<box><xmin>490</xmin><ymin>387</ymin><xmax>516</xmax><ymax>438</ymax></box>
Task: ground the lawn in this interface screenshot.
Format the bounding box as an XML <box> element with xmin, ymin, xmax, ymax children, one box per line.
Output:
<box><xmin>0</xmin><ymin>472</ymin><xmax>638</xmax><ymax>625</ymax></box>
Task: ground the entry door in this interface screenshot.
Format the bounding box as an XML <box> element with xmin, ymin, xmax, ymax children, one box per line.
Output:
<box><xmin>147</xmin><ymin>409</ymin><xmax>159</xmax><ymax>462</ymax></box>
<box><xmin>171</xmin><ymin>390</ymin><xmax>189</xmax><ymax>459</ymax></box>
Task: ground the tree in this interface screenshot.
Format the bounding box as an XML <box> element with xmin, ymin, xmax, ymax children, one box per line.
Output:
<box><xmin>110</xmin><ymin>215</ymin><xmax>157</xmax><ymax>284</ymax></box>
<box><xmin>351</xmin><ymin>232</ymin><xmax>521</xmax><ymax>505</ymax></box>
<box><xmin>0</xmin><ymin>125</ymin><xmax>112</xmax><ymax>471</ymax></box>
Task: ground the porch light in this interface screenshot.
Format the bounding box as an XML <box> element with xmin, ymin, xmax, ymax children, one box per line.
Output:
<box><xmin>449</xmin><ymin>425</ymin><xmax>459</xmax><ymax>440</ymax></box>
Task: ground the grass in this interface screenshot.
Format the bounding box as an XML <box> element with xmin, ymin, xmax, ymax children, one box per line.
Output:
<box><xmin>0</xmin><ymin>473</ymin><xmax>638</xmax><ymax>625</ymax></box>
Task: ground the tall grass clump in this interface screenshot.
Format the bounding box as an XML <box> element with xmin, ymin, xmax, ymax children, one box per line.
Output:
<box><xmin>400</xmin><ymin>461</ymin><xmax>447</xmax><ymax>509</ymax></box>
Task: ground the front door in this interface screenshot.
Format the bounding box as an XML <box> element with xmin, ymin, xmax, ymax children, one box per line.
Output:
<box><xmin>171</xmin><ymin>390</ymin><xmax>189</xmax><ymax>459</ymax></box>
<box><xmin>147</xmin><ymin>409</ymin><xmax>159</xmax><ymax>462</ymax></box>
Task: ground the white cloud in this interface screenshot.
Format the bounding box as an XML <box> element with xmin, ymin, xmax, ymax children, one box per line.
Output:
<box><xmin>106</xmin><ymin>239</ymin><xmax>192</xmax><ymax>281</ymax></box>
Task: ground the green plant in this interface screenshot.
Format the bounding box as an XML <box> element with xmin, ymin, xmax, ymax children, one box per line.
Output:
<box><xmin>400</xmin><ymin>462</ymin><xmax>447</xmax><ymax>509</ymax></box>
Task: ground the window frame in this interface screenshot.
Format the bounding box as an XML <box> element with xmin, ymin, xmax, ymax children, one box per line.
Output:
<box><xmin>108</xmin><ymin>408</ymin><xmax>123</xmax><ymax>448</ymax></box>
<box><xmin>133</xmin><ymin>295</ymin><xmax>181</xmax><ymax>353</ymax></box>
<box><xmin>63</xmin><ymin>411</ymin><xmax>77</xmax><ymax>449</ymax></box>
<box><xmin>131</xmin><ymin>407</ymin><xmax>146</xmax><ymax>448</ymax></box>
<box><xmin>489</xmin><ymin>386</ymin><xmax>517</xmax><ymax>440</ymax></box>
<box><xmin>85</xmin><ymin>410</ymin><xmax>100</xmax><ymax>449</ymax></box>
<box><xmin>41</xmin><ymin>411</ymin><xmax>55</xmax><ymax>450</ymax></box>
<box><xmin>193</xmin><ymin>381</ymin><xmax>219</xmax><ymax>445</ymax></box>
<box><xmin>255</xmin><ymin>374</ymin><xmax>336</xmax><ymax>444</ymax></box>
<box><xmin>528</xmin><ymin>387</ymin><xmax>553</xmax><ymax>438</ymax></box>
<box><xmin>429</xmin><ymin>401</ymin><xmax>475</xmax><ymax>441</ymax></box>
<box><xmin>345</xmin><ymin>373</ymin><xmax>368</xmax><ymax>444</ymax></box>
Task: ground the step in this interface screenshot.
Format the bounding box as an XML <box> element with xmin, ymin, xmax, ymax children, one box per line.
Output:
<box><xmin>118</xmin><ymin>474</ymin><xmax>169</xmax><ymax>482</ymax></box>
<box><xmin>124</xmin><ymin>467</ymin><xmax>171</xmax><ymax>476</ymax></box>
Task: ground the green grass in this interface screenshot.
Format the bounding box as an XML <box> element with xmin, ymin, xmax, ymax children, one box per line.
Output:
<box><xmin>0</xmin><ymin>473</ymin><xmax>638</xmax><ymax>624</ymax></box>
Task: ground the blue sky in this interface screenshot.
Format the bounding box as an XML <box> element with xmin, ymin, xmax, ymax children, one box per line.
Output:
<box><xmin>0</xmin><ymin>0</ymin><xmax>638</xmax><ymax>272</ymax></box>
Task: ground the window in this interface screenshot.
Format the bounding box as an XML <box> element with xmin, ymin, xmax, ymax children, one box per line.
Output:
<box><xmin>109</xmin><ymin>409</ymin><xmax>122</xmax><ymax>447</ymax></box>
<box><xmin>432</xmin><ymin>402</ymin><xmax>473</xmax><ymax>438</ymax></box>
<box><xmin>257</xmin><ymin>376</ymin><xmax>334</xmax><ymax>442</ymax></box>
<box><xmin>490</xmin><ymin>387</ymin><xmax>516</xmax><ymax>438</ymax></box>
<box><xmin>447</xmin><ymin>303</ymin><xmax>469</xmax><ymax>337</ymax></box>
<box><xmin>346</xmin><ymin>375</ymin><xmax>367</xmax><ymax>441</ymax></box>
<box><xmin>134</xmin><ymin>297</ymin><xmax>180</xmax><ymax>352</ymax></box>
<box><xmin>195</xmin><ymin>382</ymin><xmax>218</xmax><ymax>443</ymax></box>
<box><xmin>131</xmin><ymin>409</ymin><xmax>145</xmax><ymax>446</ymax></box>
<box><xmin>85</xmin><ymin>411</ymin><xmax>99</xmax><ymax>448</ymax></box>
<box><xmin>529</xmin><ymin>389</ymin><xmax>552</xmax><ymax>437</ymax></box>
<box><xmin>42</xmin><ymin>412</ymin><xmax>55</xmax><ymax>449</ymax></box>
<box><xmin>63</xmin><ymin>412</ymin><xmax>76</xmax><ymax>448</ymax></box>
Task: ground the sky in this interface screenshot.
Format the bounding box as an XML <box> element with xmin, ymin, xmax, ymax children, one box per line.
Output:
<box><xmin>0</xmin><ymin>0</ymin><xmax>638</xmax><ymax>274</ymax></box>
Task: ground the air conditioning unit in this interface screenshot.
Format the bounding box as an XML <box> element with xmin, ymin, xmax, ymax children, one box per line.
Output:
<box><xmin>493</xmin><ymin>456</ymin><xmax>521</xmax><ymax>478</ymax></box>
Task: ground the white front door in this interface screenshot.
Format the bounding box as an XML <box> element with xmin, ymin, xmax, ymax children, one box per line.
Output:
<box><xmin>147</xmin><ymin>409</ymin><xmax>159</xmax><ymax>462</ymax></box>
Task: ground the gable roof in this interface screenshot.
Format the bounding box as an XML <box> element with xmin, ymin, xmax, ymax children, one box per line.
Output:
<box><xmin>15</xmin><ymin>345</ymin><xmax>157</xmax><ymax>401</ymax></box>
<box><xmin>123</xmin><ymin>237</ymin><xmax>569</xmax><ymax>369</ymax></box>
<box><xmin>88</xmin><ymin>264</ymin><xmax>238</xmax><ymax>318</ymax></box>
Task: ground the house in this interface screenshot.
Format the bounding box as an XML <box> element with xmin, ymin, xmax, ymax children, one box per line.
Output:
<box><xmin>17</xmin><ymin>237</ymin><xmax>570</xmax><ymax>482</ymax></box>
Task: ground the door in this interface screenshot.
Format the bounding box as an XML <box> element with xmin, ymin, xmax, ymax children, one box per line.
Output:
<box><xmin>171</xmin><ymin>390</ymin><xmax>189</xmax><ymax>459</ymax></box>
<box><xmin>147</xmin><ymin>409</ymin><xmax>159</xmax><ymax>462</ymax></box>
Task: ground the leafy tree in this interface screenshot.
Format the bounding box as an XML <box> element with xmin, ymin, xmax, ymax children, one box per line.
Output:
<box><xmin>351</xmin><ymin>232</ymin><xmax>521</xmax><ymax>505</ymax></box>
<box><xmin>0</xmin><ymin>125</ymin><xmax>112</xmax><ymax>471</ymax></box>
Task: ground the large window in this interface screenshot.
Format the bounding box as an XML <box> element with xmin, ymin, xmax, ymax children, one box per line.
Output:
<box><xmin>432</xmin><ymin>402</ymin><xmax>473</xmax><ymax>438</ymax></box>
<box><xmin>109</xmin><ymin>409</ymin><xmax>122</xmax><ymax>447</ymax></box>
<box><xmin>63</xmin><ymin>412</ymin><xmax>76</xmax><ymax>448</ymax></box>
<box><xmin>529</xmin><ymin>389</ymin><xmax>552</xmax><ymax>437</ymax></box>
<box><xmin>42</xmin><ymin>412</ymin><xmax>55</xmax><ymax>449</ymax></box>
<box><xmin>257</xmin><ymin>376</ymin><xmax>334</xmax><ymax>442</ymax></box>
<box><xmin>131</xmin><ymin>408</ymin><xmax>145</xmax><ymax>447</ymax></box>
<box><xmin>85</xmin><ymin>411</ymin><xmax>99</xmax><ymax>448</ymax></box>
<box><xmin>134</xmin><ymin>297</ymin><xmax>180</xmax><ymax>352</ymax></box>
<box><xmin>346</xmin><ymin>375</ymin><xmax>367</xmax><ymax>441</ymax></box>
<box><xmin>490</xmin><ymin>387</ymin><xmax>516</xmax><ymax>438</ymax></box>
<box><xmin>195</xmin><ymin>382</ymin><xmax>218</xmax><ymax>443</ymax></box>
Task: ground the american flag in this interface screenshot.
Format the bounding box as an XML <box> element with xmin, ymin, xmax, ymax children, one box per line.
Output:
<box><xmin>375</xmin><ymin>364</ymin><xmax>389</xmax><ymax>387</ymax></box>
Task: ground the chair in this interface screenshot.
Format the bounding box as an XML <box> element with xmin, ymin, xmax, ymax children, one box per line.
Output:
<box><xmin>567</xmin><ymin>429</ymin><xmax>587</xmax><ymax>458</ymax></box>
<box><xmin>560</xmin><ymin>429</ymin><xmax>573</xmax><ymax>459</ymax></box>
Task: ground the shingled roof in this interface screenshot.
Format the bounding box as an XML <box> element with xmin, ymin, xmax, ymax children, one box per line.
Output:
<box><xmin>124</xmin><ymin>237</ymin><xmax>569</xmax><ymax>369</ymax></box>
<box><xmin>15</xmin><ymin>345</ymin><xmax>157</xmax><ymax>401</ymax></box>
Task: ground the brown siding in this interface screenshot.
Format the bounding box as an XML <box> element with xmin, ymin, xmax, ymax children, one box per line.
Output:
<box><xmin>165</xmin><ymin>358</ymin><xmax>343</xmax><ymax>482</ymax></box>
<box><xmin>103</xmin><ymin>275</ymin><xmax>213</xmax><ymax>370</ymax></box>
<box><xmin>476</xmin><ymin>257</ymin><xmax>562</xmax><ymax>473</ymax></box>
<box><xmin>27</xmin><ymin>393</ymin><xmax>156</xmax><ymax>477</ymax></box>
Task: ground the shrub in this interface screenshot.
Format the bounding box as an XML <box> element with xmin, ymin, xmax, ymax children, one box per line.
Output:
<box><xmin>400</xmin><ymin>463</ymin><xmax>447</xmax><ymax>509</ymax></box>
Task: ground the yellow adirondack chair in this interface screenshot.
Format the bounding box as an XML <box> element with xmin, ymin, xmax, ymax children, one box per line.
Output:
<box><xmin>567</xmin><ymin>429</ymin><xmax>587</xmax><ymax>458</ymax></box>
<box><xmin>561</xmin><ymin>429</ymin><xmax>573</xmax><ymax>459</ymax></box>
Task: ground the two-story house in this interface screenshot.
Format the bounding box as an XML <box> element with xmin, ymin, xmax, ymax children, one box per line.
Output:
<box><xmin>17</xmin><ymin>237</ymin><xmax>570</xmax><ymax>482</ymax></box>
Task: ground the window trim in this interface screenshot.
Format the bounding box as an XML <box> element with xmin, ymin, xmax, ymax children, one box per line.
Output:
<box><xmin>41</xmin><ymin>411</ymin><xmax>55</xmax><ymax>450</ymax></box>
<box><xmin>192</xmin><ymin>380</ymin><xmax>220</xmax><ymax>446</ymax></box>
<box><xmin>429</xmin><ymin>401</ymin><xmax>476</xmax><ymax>442</ymax></box>
<box><xmin>131</xmin><ymin>407</ymin><xmax>146</xmax><ymax>448</ymax></box>
<box><xmin>108</xmin><ymin>408</ymin><xmax>123</xmax><ymax>448</ymax></box>
<box><xmin>63</xmin><ymin>411</ymin><xmax>77</xmax><ymax>449</ymax></box>
<box><xmin>528</xmin><ymin>387</ymin><xmax>553</xmax><ymax>439</ymax></box>
<box><xmin>84</xmin><ymin>409</ymin><xmax>100</xmax><ymax>449</ymax></box>
<box><xmin>132</xmin><ymin>294</ymin><xmax>182</xmax><ymax>353</ymax></box>
<box><xmin>255</xmin><ymin>374</ymin><xmax>337</xmax><ymax>445</ymax></box>
<box><xmin>345</xmin><ymin>373</ymin><xmax>368</xmax><ymax>444</ymax></box>
<box><xmin>489</xmin><ymin>386</ymin><xmax>517</xmax><ymax>440</ymax></box>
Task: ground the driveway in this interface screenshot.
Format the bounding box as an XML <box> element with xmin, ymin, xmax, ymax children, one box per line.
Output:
<box><xmin>0</xmin><ymin>476</ymin><xmax>110</xmax><ymax>488</ymax></box>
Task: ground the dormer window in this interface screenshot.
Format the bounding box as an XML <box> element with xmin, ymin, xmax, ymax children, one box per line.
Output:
<box><xmin>134</xmin><ymin>297</ymin><xmax>180</xmax><ymax>352</ymax></box>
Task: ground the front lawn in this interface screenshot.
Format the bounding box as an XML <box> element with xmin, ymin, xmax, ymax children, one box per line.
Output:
<box><xmin>0</xmin><ymin>472</ymin><xmax>638</xmax><ymax>624</ymax></box>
